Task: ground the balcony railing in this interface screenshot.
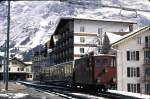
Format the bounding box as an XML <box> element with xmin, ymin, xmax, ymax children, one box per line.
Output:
<box><xmin>144</xmin><ymin>75</ymin><xmax>150</xmax><ymax>82</ymax></box>
<box><xmin>144</xmin><ymin>58</ymin><xmax>150</xmax><ymax>65</ymax></box>
<box><xmin>145</xmin><ymin>43</ymin><xmax>150</xmax><ymax>48</ymax></box>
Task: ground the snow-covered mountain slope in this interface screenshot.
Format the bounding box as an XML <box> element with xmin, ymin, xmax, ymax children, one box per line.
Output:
<box><xmin>0</xmin><ymin>0</ymin><xmax>150</xmax><ymax>61</ymax></box>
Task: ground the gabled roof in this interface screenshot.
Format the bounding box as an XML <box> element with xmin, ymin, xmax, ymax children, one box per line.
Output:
<box><xmin>11</xmin><ymin>57</ymin><xmax>27</xmax><ymax>66</ymax></box>
<box><xmin>112</xmin><ymin>26</ymin><xmax>150</xmax><ymax>46</ymax></box>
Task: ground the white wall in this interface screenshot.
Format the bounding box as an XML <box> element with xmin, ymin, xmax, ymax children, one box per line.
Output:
<box><xmin>74</xmin><ymin>35</ymin><xmax>97</xmax><ymax>44</ymax></box>
<box><xmin>114</xmin><ymin>29</ymin><xmax>150</xmax><ymax>93</ymax></box>
<box><xmin>73</xmin><ymin>19</ymin><xmax>133</xmax><ymax>59</ymax></box>
<box><xmin>74</xmin><ymin>19</ymin><xmax>132</xmax><ymax>33</ymax></box>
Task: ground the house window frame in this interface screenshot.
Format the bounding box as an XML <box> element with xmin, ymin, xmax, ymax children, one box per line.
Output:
<box><xmin>137</xmin><ymin>37</ymin><xmax>142</xmax><ymax>44</ymax></box>
<box><xmin>80</xmin><ymin>48</ymin><xmax>84</xmax><ymax>53</ymax></box>
<box><xmin>80</xmin><ymin>26</ymin><xmax>85</xmax><ymax>32</ymax></box>
<box><xmin>80</xmin><ymin>37</ymin><xmax>85</xmax><ymax>43</ymax></box>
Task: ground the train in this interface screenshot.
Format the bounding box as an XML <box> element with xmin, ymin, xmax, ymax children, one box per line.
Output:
<box><xmin>41</xmin><ymin>53</ymin><xmax>117</xmax><ymax>92</ymax></box>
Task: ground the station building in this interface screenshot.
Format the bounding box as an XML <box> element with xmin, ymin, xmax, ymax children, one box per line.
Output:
<box><xmin>0</xmin><ymin>57</ymin><xmax>33</xmax><ymax>81</ymax></box>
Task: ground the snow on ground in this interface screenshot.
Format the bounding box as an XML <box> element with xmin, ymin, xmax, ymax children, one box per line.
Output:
<box><xmin>108</xmin><ymin>90</ymin><xmax>150</xmax><ymax>99</ymax></box>
<box><xmin>0</xmin><ymin>93</ymin><xmax>29</xmax><ymax>99</ymax></box>
<box><xmin>71</xmin><ymin>92</ymin><xmax>106</xmax><ymax>99</ymax></box>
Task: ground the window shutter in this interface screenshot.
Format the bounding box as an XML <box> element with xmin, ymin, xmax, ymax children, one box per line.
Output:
<box><xmin>137</xmin><ymin>84</ymin><xmax>140</xmax><ymax>93</ymax></box>
<box><xmin>136</xmin><ymin>51</ymin><xmax>139</xmax><ymax>61</ymax></box>
<box><xmin>127</xmin><ymin>67</ymin><xmax>130</xmax><ymax>77</ymax></box>
<box><xmin>137</xmin><ymin>67</ymin><xmax>140</xmax><ymax>77</ymax></box>
<box><xmin>127</xmin><ymin>84</ymin><xmax>130</xmax><ymax>92</ymax></box>
<box><xmin>127</xmin><ymin>51</ymin><xmax>130</xmax><ymax>61</ymax></box>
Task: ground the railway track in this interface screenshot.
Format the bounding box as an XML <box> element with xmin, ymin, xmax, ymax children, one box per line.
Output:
<box><xmin>18</xmin><ymin>81</ymin><xmax>142</xmax><ymax>99</ymax></box>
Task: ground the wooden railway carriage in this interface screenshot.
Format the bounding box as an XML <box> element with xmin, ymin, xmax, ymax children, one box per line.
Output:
<box><xmin>43</xmin><ymin>54</ymin><xmax>116</xmax><ymax>91</ymax></box>
<box><xmin>46</xmin><ymin>61</ymin><xmax>73</xmax><ymax>82</ymax></box>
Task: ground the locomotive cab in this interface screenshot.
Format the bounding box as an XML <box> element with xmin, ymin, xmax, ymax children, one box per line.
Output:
<box><xmin>94</xmin><ymin>55</ymin><xmax>117</xmax><ymax>89</ymax></box>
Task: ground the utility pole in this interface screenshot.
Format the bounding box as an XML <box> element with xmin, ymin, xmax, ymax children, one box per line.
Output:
<box><xmin>3</xmin><ymin>40</ymin><xmax>7</xmax><ymax>83</ymax></box>
<box><xmin>5</xmin><ymin>0</ymin><xmax>10</xmax><ymax>91</ymax></box>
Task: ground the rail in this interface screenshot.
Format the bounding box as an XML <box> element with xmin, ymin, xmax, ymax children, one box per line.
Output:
<box><xmin>18</xmin><ymin>81</ymin><xmax>142</xmax><ymax>99</ymax></box>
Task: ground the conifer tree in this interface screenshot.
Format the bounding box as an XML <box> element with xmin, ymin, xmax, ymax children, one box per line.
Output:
<box><xmin>101</xmin><ymin>32</ymin><xmax>111</xmax><ymax>54</ymax></box>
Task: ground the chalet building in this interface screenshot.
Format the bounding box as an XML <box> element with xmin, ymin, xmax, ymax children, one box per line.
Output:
<box><xmin>112</xmin><ymin>26</ymin><xmax>150</xmax><ymax>94</ymax></box>
<box><xmin>0</xmin><ymin>57</ymin><xmax>33</xmax><ymax>81</ymax></box>
<box><xmin>52</xmin><ymin>17</ymin><xmax>136</xmax><ymax>64</ymax></box>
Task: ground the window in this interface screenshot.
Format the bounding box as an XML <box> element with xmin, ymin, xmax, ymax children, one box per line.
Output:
<box><xmin>26</xmin><ymin>68</ymin><xmax>29</xmax><ymax>72</ymax></box>
<box><xmin>137</xmin><ymin>37</ymin><xmax>141</xmax><ymax>44</ymax></box>
<box><xmin>103</xmin><ymin>59</ymin><xmax>108</xmax><ymax>65</ymax></box>
<box><xmin>127</xmin><ymin>67</ymin><xmax>140</xmax><ymax>77</ymax></box>
<box><xmin>145</xmin><ymin>67</ymin><xmax>150</xmax><ymax>76</ymax></box>
<box><xmin>29</xmin><ymin>75</ymin><xmax>32</xmax><ymax>78</ymax></box>
<box><xmin>80</xmin><ymin>48</ymin><xmax>84</xmax><ymax>53</ymax></box>
<box><xmin>129</xmin><ymin>24</ymin><xmax>133</xmax><ymax>32</ymax></box>
<box><xmin>98</xmin><ymin>28</ymin><xmax>102</xmax><ymax>36</ymax></box>
<box><xmin>127</xmin><ymin>67</ymin><xmax>130</xmax><ymax>77</ymax></box>
<box><xmin>98</xmin><ymin>48</ymin><xmax>101</xmax><ymax>53</ymax></box>
<box><xmin>137</xmin><ymin>67</ymin><xmax>140</xmax><ymax>77</ymax></box>
<box><xmin>126</xmin><ymin>51</ymin><xmax>140</xmax><ymax>61</ymax></box>
<box><xmin>145</xmin><ymin>36</ymin><xmax>150</xmax><ymax>48</ymax></box>
<box><xmin>21</xmin><ymin>68</ymin><xmax>24</xmax><ymax>71</ymax></box>
<box><xmin>144</xmin><ymin>51</ymin><xmax>150</xmax><ymax>64</ymax></box>
<box><xmin>80</xmin><ymin>37</ymin><xmax>85</xmax><ymax>43</ymax></box>
<box><xmin>145</xmin><ymin>84</ymin><xmax>150</xmax><ymax>94</ymax></box>
<box><xmin>131</xmin><ymin>68</ymin><xmax>133</xmax><ymax>77</ymax></box>
<box><xmin>80</xmin><ymin>26</ymin><xmax>85</xmax><ymax>32</ymax></box>
<box><xmin>127</xmin><ymin>51</ymin><xmax>130</xmax><ymax>61</ymax></box>
<box><xmin>127</xmin><ymin>83</ymin><xmax>140</xmax><ymax>93</ymax></box>
<box><xmin>136</xmin><ymin>51</ymin><xmax>139</xmax><ymax>61</ymax></box>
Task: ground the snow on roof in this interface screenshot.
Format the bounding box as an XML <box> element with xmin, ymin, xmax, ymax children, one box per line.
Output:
<box><xmin>108</xmin><ymin>90</ymin><xmax>150</xmax><ymax>99</ymax></box>
<box><xmin>106</xmin><ymin>32</ymin><xmax>123</xmax><ymax>44</ymax></box>
<box><xmin>94</xmin><ymin>54</ymin><xmax>116</xmax><ymax>57</ymax></box>
<box><xmin>112</xmin><ymin>26</ymin><xmax>150</xmax><ymax>46</ymax></box>
<box><xmin>60</xmin><ymin>17</ymin><xmax>136</xmax><ymax>24</ymax></box>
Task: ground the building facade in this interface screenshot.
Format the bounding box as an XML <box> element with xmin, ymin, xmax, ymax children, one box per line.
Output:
<box><xmin>0</xmin><ymin>57</ymin><xmax>33</xmax><ymax>81</ymax></box>
<box><xmin>52</xmin><ymin>17</ymin><xmax>136</xmax><ymax>63</ymax></box>
<box><xmin>112</xmin><ymin>26</ymin><xmax>150</xmax><ymax>94</ymax></box>
<box><xmin>32</xmin><ymin>17</ymin><xmax>136</xmax><ymax>81</ymax></box>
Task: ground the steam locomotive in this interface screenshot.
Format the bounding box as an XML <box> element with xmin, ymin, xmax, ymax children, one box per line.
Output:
<box><xmin>42</xmin><ymin>53</ymin><xmax>116</xmax><ymax>92</ymax></box>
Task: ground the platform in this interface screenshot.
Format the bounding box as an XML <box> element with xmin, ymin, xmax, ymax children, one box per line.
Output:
<box><xmin>0</xmin><ymin>81</ymin><xmax>64</xmax><ymax>99</ymax></box>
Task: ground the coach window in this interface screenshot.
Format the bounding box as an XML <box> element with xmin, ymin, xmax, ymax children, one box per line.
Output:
<box><xmin>103</xmin><ymin>59</ymin><xmax>108</xmax><ymax>65</ymax></box>
<box><xmin>95</xmin><ymin>59</ymin><xmax>101</xmax><ymax>67</ymax></box>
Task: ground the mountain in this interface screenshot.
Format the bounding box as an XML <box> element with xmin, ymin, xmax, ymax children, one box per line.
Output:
<box><xmin>0</xmin><ymin>0</ymin><xmax>150</xmax><ymax>61</ymax></box>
